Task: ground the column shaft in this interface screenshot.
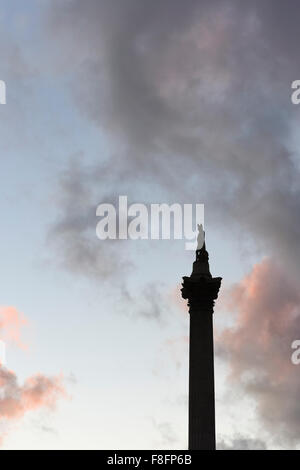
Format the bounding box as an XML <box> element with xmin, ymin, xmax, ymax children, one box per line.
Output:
<box><xmin>188</xmin><ymin>309</ymin><xmax>215</xmax><ymax>450</ymax></box>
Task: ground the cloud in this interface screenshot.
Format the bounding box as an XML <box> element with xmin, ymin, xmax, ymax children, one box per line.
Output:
<box><xmin>218</xmin><ymin>435</ymin><xmax>267</xmax><ymax>450</ymax></box>
<box><xmin>0</xmin><ymin>306</ymin><xmax>28</xmax><ymax>351</ymax></box>
<box><xmin>42</xmin><ymin>0</ymin><xmax>300</xmax><ymax>273</ymax></box>
<box><xmin>41</xmin><ymin>1</ymin><xmax>300</xmax><ymax>442</ymax></box>
<box><xmin>120</xmin><ymin>282</ymin><xmax>168</xmax><ymax>322</ymax></box>
<box><xmin>0</xmin><ymin>306</ymin><xmax>68</xmax><ymax>446</ymax></box>
<box><xmin>0</xmin><ymin>366</ymin><xmax>66</xmax><ymax>446</ymax></box>
<box><xmin>38</xmin><ymin>425</ymin><xmax>58</xmax><ymax>436</ymax></box>
<box><xmin>47</xmin><ymin>156</ymin><xmax>132</xmax><ymax>281</ymax></box>
<box><xmin>216</xmin><ymin>258</ymin><xmax>300</xmax><ymax>448</ymax></box>
<box><xmin>152</xmin><ymin>420</ymin><xmax>178</xmax><ymax>447</ymax></box>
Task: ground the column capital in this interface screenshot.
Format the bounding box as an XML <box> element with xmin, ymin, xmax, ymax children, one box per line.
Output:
<box><xmin>181</xmin><ymin>275</ymin><xmax>222</xmax><ymax>314</ymax></box>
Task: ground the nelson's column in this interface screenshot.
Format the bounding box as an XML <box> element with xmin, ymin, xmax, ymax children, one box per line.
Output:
<box><xmin>181</xmin><ymin>225</ymin><xmax>222</xmax><ymax>450</ymax></box>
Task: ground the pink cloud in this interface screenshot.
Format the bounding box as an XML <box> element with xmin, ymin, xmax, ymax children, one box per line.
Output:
<box><xmin>0</xmin><ymin>368</ymin><xmax>65</xmax><ymax>419</ymax></box>
<box><xmin>0</xmin><ymin>305</ymin><xmax>68</xmax><ymax>446</ymax></box>
<box><xmin>0</xmin><ymin>306</ymin><xmax>28</xmax><ymax>350</ymax></box>
<box><xmin>216</xmin><ymin>258</ymin><xmax>300</xmax><ymax>446</ymax></box>
<box><xmin>0</xmin><ymin>366</ymin><xmax>67</xmax><ymax>444</ymax></box>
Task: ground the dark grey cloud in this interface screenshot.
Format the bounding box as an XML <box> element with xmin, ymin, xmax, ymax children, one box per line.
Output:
<box><xmin>120</xmin><ymin>282</ymin><xmax>169</xmax><ymax>322</ymax></box>
<box><xmin>47</xmin><ymin>155</ymin><xmax>133</xmax><ymax>280</ymax></box>
<box><xmin>44</xmin><ymin>0</ymin><xmax>300</xmax><ymax>272</ymax></box>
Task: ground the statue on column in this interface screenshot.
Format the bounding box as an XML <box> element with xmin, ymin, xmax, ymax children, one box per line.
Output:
<box><xmin>197</xmin><ymin>224</ymin><xmax>205</xmax><ymax>250</ymax></box>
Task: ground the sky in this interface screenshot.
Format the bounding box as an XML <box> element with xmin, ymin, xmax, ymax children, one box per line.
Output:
<box><xmin>0</xmin><ymin>0</ymin><xmax>300</xmax><ymax>450</ymax></box>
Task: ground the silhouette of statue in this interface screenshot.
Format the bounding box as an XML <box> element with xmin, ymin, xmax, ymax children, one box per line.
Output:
<box><xmin>197</xmin><ymin>224</ymin><xmax>205</xmax><ymax>250</ymax></box>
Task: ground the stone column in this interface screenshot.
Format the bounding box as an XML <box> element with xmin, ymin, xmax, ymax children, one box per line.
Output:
<box><xmin>181</xmin><ymin>243</ymin><xmax>221</xmax><ymax>450</ymax></box>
